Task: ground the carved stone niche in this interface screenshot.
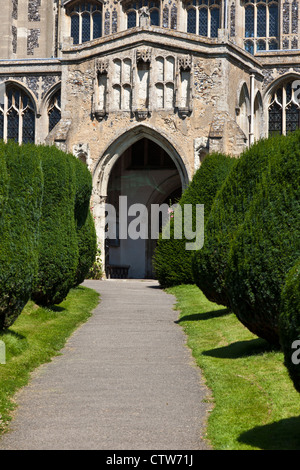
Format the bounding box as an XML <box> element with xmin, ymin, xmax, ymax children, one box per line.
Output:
<box><xmin>178</xmin><ymin>55</ymin><xmax>192</xmax><ymax>71</ymax></box>
<box><xmin>135</xmin><ymin>109</ymin><xmax>149</xmax><ymax>120</ymax></box>
<box><xmin>139</xmin><ymin>6</ymin><xmax>150</xmax><ymax>27</ymax></box>
<box><xmin>178</xmin><ymin>55</ymin><xmax>192</xmax><ymax>118</ymax></box>
<box><xmin>136</xmin><ymin>48</ymin><xmax>152</xmax><ymax>64</ymax></box>
<box><xmin>96</xmin><ymin>58</ymin><xmax>109</xmax><ymax>75</ymax></box>
<box><xmin>94</xmin><ymin>59</ymin><xmax>109</xmax><ymax>120</ymax></box>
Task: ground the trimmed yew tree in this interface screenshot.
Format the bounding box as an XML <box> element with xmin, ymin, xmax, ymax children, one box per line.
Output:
<box><xmin>192</xmin><ymin>134</ymin><xmax>287</xmax><ymax>309</ymax></box>
<box><xmin>73</xmin><ymin>157</ymin><xmax>97</xmax><ymax>286</ymax></box>
<box><xmin>225</xmin><ymin>131</ymin><xmax>300</xmax><ymax>345</ymax></box>
<box><xmin>279</xmin><ymin>259</ymin><xmax>300</xmax><ymax>392</ymax></box>
<box><xmin>31</xmin><ymin>146</ymin><xmax>79</xmax><ymax>307</ymax></box>
<box><xmin>0</xmin><ymin>141</ymin><xmax>43</xmax><ymax>329</ymax></box>
<box><xmin>153</xmin><ymin>152</ymin><xmax>236</xmax><ymax>287</ymax></box>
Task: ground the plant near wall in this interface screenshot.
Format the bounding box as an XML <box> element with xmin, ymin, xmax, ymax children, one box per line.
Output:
<box><xmin>192</xmin><ymin>134</ymin><xmax>286</xmax><ymax>309</ymax></box>
<box><xmin>225</xmin><ymin>131</ymin><xmax>300</xmax><ymax>345</ymax></box>
<box><xmin>73</xmin><ymin>158</ymin><xmax>97</xmax><ymax>286</ymax></box>
<box><xmin>0</xmin><ymin>141</ymin><xmax>43</xmax><ymax>329</ymax></box>
<box><xmin>31</xmin><ymin>146</ymin><xmax>79</xmax><ymax>307</ymax></box>
<box><xmin>279</xmin><ymin>259</ymin><xmax>300</xmax><ymax>392</ymax></box>
<box><xmin>153</xmin><ymin>152</ymin><xmax>236</xmax><ymax>288</ymax></box>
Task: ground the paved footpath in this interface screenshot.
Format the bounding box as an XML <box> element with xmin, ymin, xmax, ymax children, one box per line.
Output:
<box><xmin>0</xmin><ymin>280</ymin><xmax>211</xmax><ymax>450</ymax></box>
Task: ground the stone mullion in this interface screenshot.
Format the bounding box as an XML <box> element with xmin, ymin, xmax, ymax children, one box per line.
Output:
<box><xmin>282</xmin><ymin>85</ymin><xmax>286</xmax><ymax>136</ymax></box>
<box><xmin>3</xmin><ymin>92</ymin><xmax>7</xmax><ymax>142</ymax></box>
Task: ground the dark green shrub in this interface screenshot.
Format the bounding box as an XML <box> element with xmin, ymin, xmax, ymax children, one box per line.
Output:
<box><xmin>225</xmin><ymin>132</ymin><xmax>300</xmax><ymax>345</ymax></box>
<box><xmin>73</xmin><ymin>158</ymin><xmax>97</xmax><ymax>286</ymax></box>
<box><xmin>192</xmin><ymin>134</ymin><xmax>287</xmax><ymax>308</ymax></box>
<box><xmin>153</xmin><ymin>153</ymin><xmax>236</xmax><ymax>287</ymax></box>
<box><xmin>0</xmin><ymin>141</ymin><xmax>43</xmax><ymax>329</ymax></box>
<box><xmin>279</xmin><ymin>260</ymin><xmax>300</xmax><ymax>392</ymax></box>
<box><xmin>31</xmin><ymin>146</ymin><xmax>79</xmax><ymax>306</ymax></box>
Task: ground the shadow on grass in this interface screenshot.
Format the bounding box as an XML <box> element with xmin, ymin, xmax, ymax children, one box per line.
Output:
<box><xmin>45</xmin><ymin>305</ymin><xmax>66</xmax><ymax>313</ymax></box>
<box><xmin>176</xmin><ymin>308</ymin><xmax>230</xmax><ymax>324</ymax></box>
<box><xmin>202</xmin><ymin>337</ymin><xmax>276</xmax><ymax>359</ymax></box>
<box><xmin>0</xmin><ymin>330</ymin><xmax>26</xmax><ymax>341</ymax></box>
<box><xmin>238</xmin><ymin>416</ymin><xmax>300</xmax><ymax>450</ymax></box>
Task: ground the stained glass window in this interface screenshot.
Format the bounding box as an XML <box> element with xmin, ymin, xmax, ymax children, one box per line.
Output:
<box><xmin>48</xmin><ymin>90</ymin><xmax>61</xmax><ymax>133</ymax></box>
<box><xmin>82</xmin><ymin>13</ymin><xmax>91</xmax><ymax>42</ymax></box>
<box><xmin>286</xmin><ymin>103</ymin><xmax>300</xmax><ymax>133</ymax></box>
<box><xmin>187</xmin><ymin>8</ymin><xmax>196</xmax><ymax>33</ymax></box>
<box><xmin>0</xmin><ymin>86</ymin><xmax>35</xmax><ymax>144</ymax></box>
<box><xmin>186</xmin><ymin>1</ymin><xmax>220</xmax><ymax>37</ymax></box>
<box><xmin>170</xmin><ymin>4</ymin><xmax>177</xmax><ymax>29</ymax></box>
<box><xmin>7</xmin><ymin>109</ymin><xmax>19</xmax><ymax>143</ymax></box>
<box><xmin>257</xmin><ymin>4</ymin><xmax>266</xmax><ymax>37</ymax></box>
<box><xmin>150</xmin><ymin>9</ymin><xmax>159</xmax><ymax>26</ymax></box>
<box><xmin>269</xmin><ymin>4</ymin><xmax>278</xmax><ymax>36</ymax></box>
<box><xmin>244</xmin><ymin>0</ymin><xmax>278</xmax><ymax>53</ymax></box>
<box><xmin>257</xmin><ymin>39</ymin><xmax>266</xmax><ymax>50</ymax></box>
<box><xmin>269</xmin><ymin>82</ymin><xmax>300</xmax><ymax>136</ymax></box>
<box><xmin>127</xmin><ymin>10</ymin><xmax>137</xmax><ymax>28</ymax></box>
<box><xmin>199</xmin><ymin>8</ymin><xmax>208</xmax><ymax>36</ymax></box>
<box><xmin>93</xmin><ymin>12</ymin><xmax>102</xmax><ymax>38</ymax></box>
<box><xmin>69</xmin><ymin>2</ymin><xmax>103</xmax><ymax>44</ymax></box>
<box><xmin>71</xmin><ymin>15</ymin><xmax>80</xmax><ymax>44</ymax></box>
<box><xmin>245</xmin><ymin>5</ymin><xmax>254</xmax><ymax>37</ymax></box>
<box><xmin>245</xmin><ymin>39</ymin><xmax>254</xmax><ymax>54</ymax></box>
<box><xmin>210</xmin><ymin>7</ymin><xmax>219</xmax><ymax>37</ymax></box>
<box><xmin>269</xmin><ymin>102</ymin><xmax>282</xmax><ymax>136</ymax></box>
<box><xmin>163</xmin><ymin>6</ymin><xmax>169</xmax><ymax>27</ymax></box>
<box><xmin>22</xmin><ymin>109</ymin><xmax>35</xmax><ymax>144</ymax></box>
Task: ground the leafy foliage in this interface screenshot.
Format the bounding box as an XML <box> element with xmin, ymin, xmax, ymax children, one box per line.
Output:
<box><xmin>225</xmin><ymin>132</ymin><xmax>300</xmax><ymax>344</ymax></box>
<box><xmin>0</xmin><ymin>141</ymin><xmax>43</xmax><ymax>329</ymax></box>
<box><xmin>279</xmin><ymin>259</ymin><xmax>300</xmax><ymax>392</ymax></box>
<box><xmin>153</xmin><ymin>153</ymin><xmax>236</xmax><ymax>287</ymax></box>
<box><xmin>31</xmin><ymin>146</ymin><xmax>79</xmax><ymax>306</ymax></box>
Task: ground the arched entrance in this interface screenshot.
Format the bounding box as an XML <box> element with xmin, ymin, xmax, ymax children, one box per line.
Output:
<box><xmin>106</xmin><ymin>137</ymin><xmax>182</xmax><ymax>278</ymax></box>
<box><xmin>92</xmin><ymin>126</ymin><xmax>189</xmax><ymax>279</ymax></box>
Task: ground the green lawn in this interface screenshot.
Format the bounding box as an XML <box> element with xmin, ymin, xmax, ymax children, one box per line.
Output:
<box><xmin>167</xmin><ymin>284</ymin><xmax>300</xmax><ymax>450</ymax></box>
<box><xmin>0</xmin><ymin>286</ymin><xmax>99</xmax><ymax>435</ymax></box>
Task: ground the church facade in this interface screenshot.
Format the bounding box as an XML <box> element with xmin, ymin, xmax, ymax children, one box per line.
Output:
<box><xmin>1</xmin><ymin>0</ymin><xmax>299</xmax><ymax>277</ymax></box>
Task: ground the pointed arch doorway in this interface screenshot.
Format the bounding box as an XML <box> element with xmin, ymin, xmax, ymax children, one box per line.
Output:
<box><xmin>106</xmin><ymin>137</ymin><xmax>182</xmax><ymax>278</ymax></box>
<box><xmin>92</xmin><ymin>126</ymin><xmax>189</xmax><ymax>279</ymax></box>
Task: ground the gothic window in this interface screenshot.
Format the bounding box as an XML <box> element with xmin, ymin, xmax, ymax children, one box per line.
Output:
<box><xmin>199</xmin><ymin>8</ymin><xmax>208</xmax><ymax>36</ymax></box>
<box><xmin>68</xmin><ymin>1</ymin><xmax>103</xmax><ymax>45</ymax></box>
<box><xmin>48</xmin><ymin>90</ymin><xmax>61</xmax><ymax>133</ymax></box>
<box><xmin>268</xmin><ymin>81</ymin><xmax>300</xmax><ymax>136</ymax></box>
<box><xmin>245</xmin><ymin>5</ymin><xmax>254</xmax><ymax>37</ymax></box>
<box><xmin>0</xmin><ymin>85</ymin><xmax>35</xmax><ymax>144</ymax></box>
<box><xmin>187</xmin><ymin>7</ymin><xmax>196</xmax><ymax>33</ymax></box>
<box><xmin>245</xmin><ymin>39</ymin><xmax>254</xmax><ymax>53</ymax></box>
<box><xmin>244</xmin><ymin>0</ymin><xmax>279</xmax><ymax>53</ymax></box>
<box><xmin>185</xmin><ymin>0</ymin><xmax>221</xmax><ymax>38</ymax></box>
<box><xmin>124</xmin><ymin>0</ymin><xmax>160</xmax><ymax>29</ymax></box>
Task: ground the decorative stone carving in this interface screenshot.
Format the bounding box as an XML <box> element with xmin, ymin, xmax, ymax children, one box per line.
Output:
<box><xmin>178</xmin><ymin>56</ymin><xmax>192</xmax><ymax>71</ymax></box>
<box><xmin>73</xmin><ymin>143</ymin><xmax>92</xmax><ymax>169</ymax></box>
<box><xmin>136</xmin><ymin>48</ymin><xmax>151</xmax><ymax>64</ymax></box>
<box><xmin>139</xmin><ymin>6</ymin><xmax>150</xmax><ymax>27</ymax></box>
<box><xmin>135</xmin><ymin>109</ymin><xmax>149</xmax><ymax>120</ymax></box>
<box><xmin>96</xmin><ymin>58</ymin><xmax>109</xmax><ymax>75</ymax></box>
<box><xmin>194</xmin><ymin>137</ymin><xmax>209</xmax><ymax>169</ymax></box>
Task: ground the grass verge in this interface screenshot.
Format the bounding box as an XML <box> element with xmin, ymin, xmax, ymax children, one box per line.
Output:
<box><xmin>0</xmin><ymin>285</ymin><xmax>99</xmax><ymax>435</ymax></box>
<box><xmin>167</xmin><ymin>284</ymin><xmax>300</xmax><ymax>450</ymax></box>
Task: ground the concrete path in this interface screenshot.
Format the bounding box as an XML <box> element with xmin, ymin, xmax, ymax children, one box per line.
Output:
<box><xmin>0</xmin><ymin>280</ymin><xmax>211</xmax><ymax>450</ymax></box>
